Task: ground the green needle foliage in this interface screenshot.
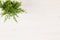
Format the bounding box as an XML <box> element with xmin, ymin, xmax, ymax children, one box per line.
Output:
<box><xmin>0</xmin><ymin>0</ymin><xmax>25</xmax><ymax>22</ymax></box>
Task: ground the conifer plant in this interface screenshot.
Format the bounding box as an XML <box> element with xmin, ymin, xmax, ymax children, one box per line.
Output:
<box><xmin>0</xmin><ymin>0</ymin><xmax>25</xmax><ymax>22</ymax></box>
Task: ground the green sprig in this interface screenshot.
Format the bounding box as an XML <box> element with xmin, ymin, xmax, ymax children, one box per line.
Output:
<box><xmin>0</xmin><ymin>0</ymin><xmax>25</xmax><ymax>22</ymax></box>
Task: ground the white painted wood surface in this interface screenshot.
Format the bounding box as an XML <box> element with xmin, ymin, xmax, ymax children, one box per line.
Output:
<box><xmin>0</xmin><ymin>0</ymin><xmax>60</xmax><ymax>40</ymax></box>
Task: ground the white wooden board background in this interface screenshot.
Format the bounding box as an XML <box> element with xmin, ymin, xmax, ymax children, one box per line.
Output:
<box><xmin>0</xmin><ymin>0</ymin><xmax>60</xmax><ymax>40</ymax></box>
